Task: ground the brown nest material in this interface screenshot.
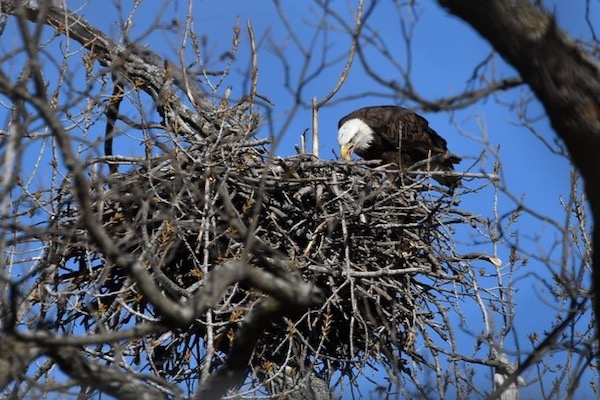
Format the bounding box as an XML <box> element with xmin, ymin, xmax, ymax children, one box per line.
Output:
<box><xmin>49</xmin><ymin>133</ymin><xmax>478</xmax><ymax>392</ymax></box>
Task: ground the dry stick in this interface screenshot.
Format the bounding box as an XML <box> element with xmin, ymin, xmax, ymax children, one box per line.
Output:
<box><xmin>312</xmin><ymin>97</ymin><xmax>319</xmax><ymax>157</ymax></box>
<box><xmin>104</xmin><ymin>74</ymin><xmax>124</xmax><ymax>176</ymax></box>
<box><xmin>178</xmin><ymin>0</ymin><xmax>198</xmax><ymax>110</ymax></box>
<box><xmin>200</xmin><ymin>175</ymin><xmax>216</xmax><ymax>385</ymax></box>
<box><xmin>18</xmin><ymin>322</ymin><xmax>168</xmax><ymax>346</ymax></box>
<box><xmin>247</xmin><ymin>21</ymin><xmax>259</xmax><ymax>108</ymax></box>
<box><xmin>310</xmin><ymin>0</ymin><xmax>365</xmax><ymax>156</ymax></box>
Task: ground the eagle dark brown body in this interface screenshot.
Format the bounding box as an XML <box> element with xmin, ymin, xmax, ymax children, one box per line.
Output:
<box><xmin>338</xmin><ymin>106</ymin><xmax>461</xmax><ymax>187</ymax></box>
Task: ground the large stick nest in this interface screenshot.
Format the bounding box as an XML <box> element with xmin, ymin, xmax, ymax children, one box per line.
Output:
<box><xmin>51</xmin><ymin>129</ymin><xmax>477</xmax><ymax>389</ymax></box>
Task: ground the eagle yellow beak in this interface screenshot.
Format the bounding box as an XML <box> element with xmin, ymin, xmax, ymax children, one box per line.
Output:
<box><xmin>340</xmin><ymin>144</ymin><xmax>353</xmax><ymax>160</ymax></box>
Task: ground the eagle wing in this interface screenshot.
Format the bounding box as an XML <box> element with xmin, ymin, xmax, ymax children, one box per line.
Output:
<box><xmin>391</xmin><ymin>110</ymin><xmax>451</xmax><ymax>158</ymax></box>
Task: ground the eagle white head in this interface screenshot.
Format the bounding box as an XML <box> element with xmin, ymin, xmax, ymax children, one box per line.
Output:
<box><xmin>337</xmin><ymin>118</ymin><xmax>375</xmax><ymax>160</ymax></box>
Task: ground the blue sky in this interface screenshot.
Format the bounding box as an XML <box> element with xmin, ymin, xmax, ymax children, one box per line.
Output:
<box><xmin>5</xmin><ymin>0</ymin><xmax>596</xmax><ymax>397</ymax></box>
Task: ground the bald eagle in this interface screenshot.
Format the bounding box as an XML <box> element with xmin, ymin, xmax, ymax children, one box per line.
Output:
<box><xmin>338</xmin><ymin>106</ymin><xmax>461</xmax><ymax>187</ymax></box>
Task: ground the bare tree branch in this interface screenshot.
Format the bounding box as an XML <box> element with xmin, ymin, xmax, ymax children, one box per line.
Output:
<box><xmin>438</xmin><ymin>0</ymin><xmax>600</xmax><ymax>345</ymax></box>
<box><xmin>49</xmin><ymin>345</ymin><xmax>177</xmax><ymax>400</ymax></box>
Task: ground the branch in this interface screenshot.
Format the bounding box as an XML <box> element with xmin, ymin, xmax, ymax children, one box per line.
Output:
<box><xmin>0</xmin><ymin>334</ymin><xmax>42</xmax><ymax>391</ymax></box>
<box><xmin>48</xmin><ymin>345</ymin><xmax>178</xmax><ymax>399</ymax></box>
<box><xmin>197</xmin><ymin>297</ymin><xmax>282</xmax><ymax>399</ymax></box>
